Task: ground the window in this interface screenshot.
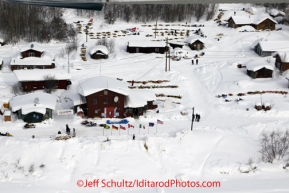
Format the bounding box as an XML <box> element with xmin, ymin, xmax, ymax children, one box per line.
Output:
<box><xmin>155</xmin><ymin>48</ymin><xmax>159</xmax><ymax>53</ymax></box>
<box><xmin>136</xmin><ymin>48</ymin><xmax>139</xmax><ymax>53</ymax></box>
<box><xmin>29</xmin><ymin>52</ymin><xmax>35</xmax><ymax>57</ymax></box>
<box><xmin>93</xmin><ymin>98</ymin><xmax>97</xmax><ymax>104</ymax></box>
<box><xmin>95</xmin><ymin>110</ymin><xmax>98</xmax><ymax>114</ymax></box>
<box><xmin>104</xmin><ymin>90</ymin><xmax>108</xmax><ymax>95</ymax></box>
<box><xmin>104</xmin><ymin>98</ymin><xmax>108</xmax><ymax>104</ymax></box>
<box><xmin>33</xmin><ymin>85</ymin><xmax>37</xmax><ymax>89</ymax></box>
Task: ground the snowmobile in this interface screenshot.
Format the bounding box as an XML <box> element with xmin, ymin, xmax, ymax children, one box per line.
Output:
<box><xmin>86</xmin><ymin>122</ymin><xmax>97</xmax><ymax>127</ymax></box>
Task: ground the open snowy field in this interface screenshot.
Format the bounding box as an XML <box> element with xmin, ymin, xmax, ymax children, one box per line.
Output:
<box><xmin>0</xmin><ymin>3</ymin><xmax>289</xmax><ymax>192</ymax></box>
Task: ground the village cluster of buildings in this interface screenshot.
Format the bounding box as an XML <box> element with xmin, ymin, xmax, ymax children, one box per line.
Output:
<box><xmin>0</xmin><ymin>9</ymin><xmax>288</xmax><ymax>124</ymax></box>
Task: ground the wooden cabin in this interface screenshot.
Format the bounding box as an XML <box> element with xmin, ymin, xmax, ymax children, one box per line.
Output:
<box><xmin>227</xmin><ymin>16</ymin><xmax>277</xmax><ymax>30</ymax></box>
<box><xmin>253</xmin><ymin>41</ymin><xmax>289</xmax><ymax>57</ymax></box>
<box><xmin>246</xmin><ymin>60</ymin><xmax>274</xmax><ymax>79</ymax></box>
<box><xmin>186</xmin><ymin>35</ymin><xmax>205</xmax><ymax>51</ymax></box>
<box><xmin>127</xmin><ymin>40</ymin><xmax>167</xmax><ymax>54</ymax></box>
<box><xmin>89</xmin><ymin>45</ymin><xmax>109</xmax><ymax>59</ymax></box>
<box><xmin>273</xmin><ymin>52</ymin><xmax>289</xmax><ymax>73</ymax></box>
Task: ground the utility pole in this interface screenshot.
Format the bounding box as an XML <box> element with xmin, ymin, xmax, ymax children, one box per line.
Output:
<box><xmin>68</xmin><ymin>52</ymin><xmax>70</xmax><ymax>74</ymax></box>
<box><xmin>168</xmin><ymin>46</ymin><xmax>170</xmax><ymax>71</ymax></box>
<box><xmin>191</xmin><ymin>107</ymin><xmax>195</xmax><ymax>131</ymax></box>
<box><xmin>165</xmin><ymin>38</ymin><xmax>168</xmax><ymax>72</ymax></box>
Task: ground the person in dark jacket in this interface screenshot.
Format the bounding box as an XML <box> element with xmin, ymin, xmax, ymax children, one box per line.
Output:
<box><xmin>133</xmin><ymin>134</ymin><xmax>135</xmax><ymax>140</ymax></box>
<box><xmin>66</xmin><ymin>124</ymin><xmax>70</xmax><ymax>135</ymax></box>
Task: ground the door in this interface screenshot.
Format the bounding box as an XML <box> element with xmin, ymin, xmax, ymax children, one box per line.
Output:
<box><xmin>105</xmin><ymin>107</ymin><xmax>114</xmax><ymax>118</ymax></box>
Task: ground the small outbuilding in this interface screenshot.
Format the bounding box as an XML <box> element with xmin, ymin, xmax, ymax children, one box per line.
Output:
<box><xmin>186</xmin><ymin>35</ymin><xmax>205</xmax><ymax>51</ymax></box>
<box><xmin>9</xmin><ymin>92</ymin><xmax>57</xmax><ymax>123</ymax></box>
<box><xmin>273</xmin><ymin>51</ymin><xmax>289</xmax><ymax>73</ymax></box>
<box><xmin>246</xmin><ymin>60</ymin><xmax>274</xmax><ymax>79</ymax></box>
<box><xmin>89</xmin><ymin>45</ymin><xmax>109</xmax><ymax>59</ymax></box>
<box><xmin>127</xmin><ymin>40</ymin><xmax>167</xmax><ymax>54</ymax></box>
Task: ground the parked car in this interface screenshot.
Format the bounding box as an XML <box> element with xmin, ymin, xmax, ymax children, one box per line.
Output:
<box><xmin>24</xmin><ymin>123</ymin><xmax>36</xmax><ymax>129</ymax></box>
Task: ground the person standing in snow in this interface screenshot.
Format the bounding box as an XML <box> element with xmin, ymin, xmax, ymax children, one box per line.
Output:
<box><xmin>66</xmin><ymin>124</ymin><xmax>70</xmax><ymax>135</ymax></box>
<box><xmin>195</xmin><ymin>114</ymin><xmax>199</xmax><ymax>122</ymax></box>
<box><xmin>133</xmin><ymin>134</ymin><xmax>135</xmax><ymax>140</ymax></box>
<box><xmin>191</xmin><ymin>59</ymin><xmax>194</xmax><ymax>65</ymax></box>
<box><xmin>196</xmin><ymin>59</ymin><xmax>198</xmax><ymax>65</ymax></box>
<box><xmin>72</xmin><ymin>128</ymin><xmax>76</xmax><ymax>137</ymax></box>
<box><xmin>198</xmin><ymin>114</ymin><xmax>201</xmax><ymax>122</ymax></box>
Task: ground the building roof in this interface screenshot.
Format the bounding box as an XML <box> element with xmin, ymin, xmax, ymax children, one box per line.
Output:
<box><xmin>128</xmin><ymin>40</ymin><xmax>166</xmax><ymax>48</ymax></box>
<box><xmin>186</xmin><ymin>35</ymin><xmax>204</xmax><ymax>44</ymax></box>
<box><xmin>168</xmin><ymin>41</ymin><xmax>186</xmax><ymax>46</ymax></box>
<box><xmin>258</xmin><ymin>41</ymin><xmax>289</xmax><ymax>52</ymax></box>
<box><xmin>10</xmin><ymin>92</ymin><xmax>57</xmax><ymax>115</ymax></box>
<box><xmin>20</xmin><ymin>42</ymin><xmax>45</xmax><ymax>53</ymax></box>
<box><xmin>269</xmin><ymin>9</ymin><xmax>285</xmax><ymax>17</ymax></box>
<box><xmin>228</xmin><ymin>15</ymin><xmax>277</xmax><ymax>25</ymax></box>
<box><xmin>246</xmin><ymin>60</ymin><xmax>274</xmax><ymax>71</ymax></box>
<box><xmin>13</xmin><ymin>69</ymin><xmax>71</xmax><ymax>82</ymax></box>
<box><xmin>125</xmin><ymin>90</ymin><xmax>156</xmax><ymax>108</ymax></box>
<box><xmin>89</xmin><ymin>45</ymin><xmax>109</xmax><ymax>55</ymax></box>
<box><xmin>78</xmin><ymin>76</ymin><xmax>129</xmax><ymax>97</ymax></box>
<box><xmin>11</xmin><ymin>55</ymin><xmax>53</xmax><ymax>66</ymax></box>
<box><xmin>273</xmin><ymin>51</ymin><xmax>289</xmax><ymax>63</ymax></box>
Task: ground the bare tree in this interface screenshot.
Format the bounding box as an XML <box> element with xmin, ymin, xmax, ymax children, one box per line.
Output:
<box><xmin>11</xmin><ymin>83</ymin><xmax>24</xmax><ymax>96</ymax></box>
<box><xmin>259</xmin><ymin>130</ymin><xmax>289</xmax><ymax>163</ymax></box>
<box><xmin>96</xmin><ymin>38</ymin><xmax>115</xmax><ymax>53</ymax></box>
<box><xmin>44</xmin><ymin>75</ymin><xmax>58</xmax><ymax>93</ymax></box>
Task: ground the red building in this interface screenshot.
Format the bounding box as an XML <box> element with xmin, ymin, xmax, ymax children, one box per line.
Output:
<box><xmin>75</xmin><ymin>76</ymin><xmax>157</xmax><ymax>118</ymax></box>
<box><xmin>10</xmin><ymin>42</ymin><xmax>55</xmax><ymax>71</ymax></box>
<box><xmin>13</xmin><ymin>69</ymin><xmax>71</xmax><ymax>92</ymax></box>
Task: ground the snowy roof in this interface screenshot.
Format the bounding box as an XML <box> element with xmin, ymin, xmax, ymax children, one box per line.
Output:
<box><xmin>10</xmin><ymin>92</ymin><xmax>57</xmax><ymax>115</ymax></box>
<box><xmin>258</xmin><ymin>41</ymin><xmax>289</xmax><ymax>52</ymax></box>
<box><xmin>246</xmin><ymin>60</ymin><xmax>274</xmax><ymax>71</ymax></box>
<box><xmin>20</xmin><ymin>42</ymin><xmax>45</xmax><ymax>53</ymax></box>
<box><xmin>273</xmin><ymin>51</ymin><xmax>289</xmax><ymax>63</ymax></box>
<box><xmin>11</xmin><ymin>55</ymin><xmax>53</xmax><ymax>66</ymax></box>
<box><xmin>125</xmin><ymin>90</ymin><xmax>156</xmax><ymax>108</ymax></box>
<box><xmin>78</xmin><ymin>76</ymin><xmax>129</xmax><ymax>97</ymax></box>
<box><xmin>269</xmin><ymin>9</ymin><xmax>285</xmax><ymax>17</ymax></box>
<box><xmin>89</xmin><ymin>45</ymin><xmax>109</xmax><ymax>55</ymax></box>
<box><xmin>186</xmin><ymin>35</ymin><xmax>204</xmax><ymax>44</ymax></box>
<box><xmin>228</xmin><ymin>16</ymin><xmax>252</xmax><ymax>25</ymax></box>
<box><xmin>4</xmin><ymin>110</ymin><xmax>11</xmax><ymax>116</ymax></box>
<box><xmin>13</xmin><ymin>69</ymin><xmax>71</xmax><ymax>82</ymax></box>
<box><xmin>168</xmin><ymin>41</ymin><xmax>185</xmax><ymax>46</ymax></box>
<box><xmin>228</xmin><ymin>16</ymin><xmax>277</xmax><ymax>25</ymax></box>
<box><xmin>128</xmin><ymin>40</ymin><xmax>166</xmax><ymax>48</ymax></box>
<box><xmin>73</xmin><ymin>92</ymin><xmax>87</xmax><ymax>106</ymax></box>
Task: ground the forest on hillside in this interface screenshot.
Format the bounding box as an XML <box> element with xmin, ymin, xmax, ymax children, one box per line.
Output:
<box><xmin>0</xmin><ymin>2</ymin><xmax>288</xmax><ymax>44</ymax></box>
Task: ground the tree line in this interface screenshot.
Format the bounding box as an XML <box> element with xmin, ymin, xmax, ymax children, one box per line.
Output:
<box><xmin>76</xmin><ymin>4</ymin><xmax>218</xmax><ymax>24</ymax></box>
<box><xmin>0</xmin><ymin>2</ymin><xmax>76</xmax><ymax>44</ymax></box>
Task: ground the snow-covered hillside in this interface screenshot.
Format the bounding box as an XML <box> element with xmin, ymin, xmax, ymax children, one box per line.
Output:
<box><xmin>0</xmin><ymin>3</ymin><xmax>289</xmax><ymax>193</ymax></box>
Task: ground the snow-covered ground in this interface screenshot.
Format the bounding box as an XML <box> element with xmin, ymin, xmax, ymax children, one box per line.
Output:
<box><xmin>0</xmin><ymin>3</ymin><xmax>289</xmax><ymax>192</ymax></box>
